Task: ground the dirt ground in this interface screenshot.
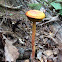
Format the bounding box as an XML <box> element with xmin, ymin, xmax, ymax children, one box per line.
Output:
<box><xmin>0</xmin><ymin>0</ymin><xmax>62</xmax><ymax>62</ymax></box>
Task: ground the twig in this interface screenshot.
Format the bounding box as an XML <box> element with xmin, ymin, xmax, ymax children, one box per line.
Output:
<box><xmin>44</xmin><ymin>35</ymin><xmax>58</xmax><ymax>44</ymax></box>
<box><xmin>39</xmin><ymin>15</ymin><xmax>60</xmax><ymax>26</ymax></box>
<box><xmin>54</xmin><ymin>24</ymin><xmax>62</xmax><ymax>37</ymax></box>
<box><xmin>0</xmin><ymin>4</ymin><xmax>22</xmax><ymax>10</ymax></box>
<box><xmin>0</xmin><ymin>16</ymin><xmax>6</xmax><ymax>26</ymax></box>
<box><xmin>0</xmin><ymin>49</ymin><xmax>4</xmax><ymax>53</ymax></box>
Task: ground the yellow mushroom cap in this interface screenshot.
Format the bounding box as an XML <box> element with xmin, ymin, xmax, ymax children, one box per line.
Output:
<box><xmin>25</xmin><ymin>10</ymin><xmax>45</xmax><ymax>19</ymax></box>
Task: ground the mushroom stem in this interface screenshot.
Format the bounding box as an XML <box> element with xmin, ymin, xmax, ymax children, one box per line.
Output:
<box><xmin>32</xmin><ymin>21</ymin><xmax>36</xmax><ymax>58</ymax></box>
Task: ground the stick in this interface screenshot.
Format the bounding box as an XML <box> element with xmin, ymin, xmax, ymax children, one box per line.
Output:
<box><xmin>0</xmin><ymin>4</ymin><xmax>22</xmax><ymax>10</ymax></box>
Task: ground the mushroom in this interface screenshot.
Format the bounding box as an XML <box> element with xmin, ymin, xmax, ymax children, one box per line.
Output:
<box><xmin>25</xmin><ymin>10</ymin><xmax>45</xmax><ymax>59</ymax></box>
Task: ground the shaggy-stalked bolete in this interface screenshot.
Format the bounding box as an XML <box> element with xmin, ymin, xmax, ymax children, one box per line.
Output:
<box><xmin>25</xmin><ymin>10</ymin><xmax>45</xmax><ymax>59</ymax></box>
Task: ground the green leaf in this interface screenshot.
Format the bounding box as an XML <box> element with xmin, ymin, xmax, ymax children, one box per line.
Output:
<box><xmin>44</xmin><ymin>2</ymin><xmax>49</xmax><ymax>6</ymax></box>
<box><xmin>50</xmin><ymin>2</ymin><xmax>62</xmax><ymax>10</ymax></box>
<box><xmin>56</xmin><ymin>0</ymin><xmax>62</xmax><ymax>2</ymax></box>
<box><xmin>48</xmin><ymin>0</ymin><xmax>53</xmax><ymax>2</ymax></box>
<box><xmin>28</xmin><ymin>3</ymin><xmax>42</xmax><ymax>10</ymax></box>
<box><xmin>40</xmin><ymin>0</ymin><xmax>44</xmax><ymax>1</ymax></box>
<box><xmin>59</xmin><ymin>9</ymin><xmax>62</xmax><ymax>15</ymax></box>
<box><xmin>40</xmin><ymin>0</ymin><xmax>43</xmax><ymax>1</ymax></box>
<box><xmin>9</xmin><ymin>14</ymin><xmax>13</xmax><ymax>16</ymax></box>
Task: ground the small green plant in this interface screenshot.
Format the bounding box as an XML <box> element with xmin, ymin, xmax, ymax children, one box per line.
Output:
<box><xmin>28</xmin><ymin>0</ymin><xmax>62</xmax><ymax>15</ymax></box>
<box><xmin>59</xmin><ymin>9</ymin><xmax>62</xmax><ymax>15</ymax></box>
<box><xmin>51</xmin><ymin>2</ymin><xmax>62</xmax><ymax>10</ymax></box>
<box><xmin>28</xmin><ymin>3</ymin><xmax>42</xmax><ymax>10</ymax></box>
<box><xmin>9</xmin><ymin>14</ymin><xmax>13</xmax><ymax>16</ymax></box>
<box><xmin>50</xmin><ymin>0</ymin><xmax>62</xmax><ymax>15</ymax></box>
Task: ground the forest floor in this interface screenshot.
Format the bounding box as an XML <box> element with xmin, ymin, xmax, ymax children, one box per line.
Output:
<box><xmin>0</xmin><ymin>0</ymin><xmax>62</xmax><ymax>62</ymax></box>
